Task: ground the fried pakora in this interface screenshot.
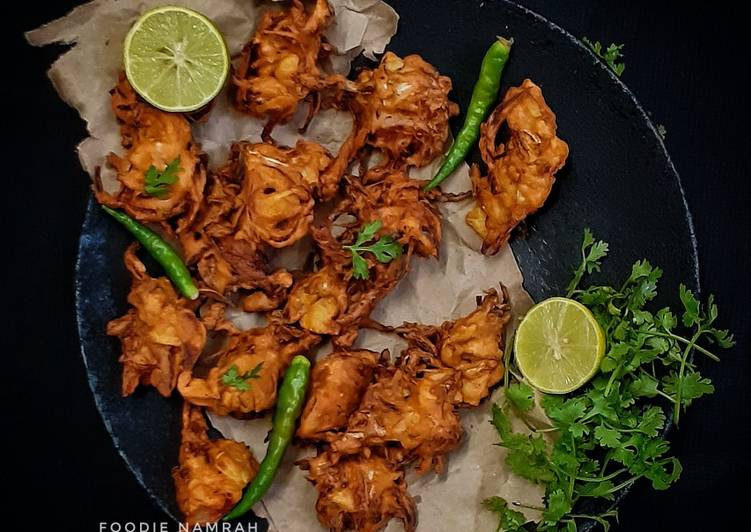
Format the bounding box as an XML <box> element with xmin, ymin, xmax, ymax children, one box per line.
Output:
<box><xmin>466</xmin><ymin>79</ymin><xmax>569</xmax><ymax>254</ymax></box>
<box><xmin>233</xmin><ymin>0</ymin><xmax>341</xmax><ymax>138</ymax></box>
<box><xmin>106</xmin><ymin>244</ymin><xmax>206</xmax><ymax>397</ymax></box>
<box><xmin>324</xmin><ymin>52</ymin><xmax>458</xmax><ymax>184</ymax></box>
<box><xmin>283</xmin><ymin>224</ymin><xmax>407</xmax><ymax>346</ymax></box>
<box><xmin>94</xmin><ymin>75</ymin><xmax>206</xmax><ymax>233</ymax></box>
<box><xmin>285</xmin><ymin>267</ymin><xmax>349</xmax><ymax>335</ymax></box>
<box><xmin>299</xmin><ymin>450</ymin><xmax>416</xmax><ymax>532</ymax></box>
<box><xmin>330</xmin><ymin>365</ymin><xmax>462</xmax><ymax>473</ymax></box>
<box><xmin>238</xmin><ymin>140</ymin><xmax>333</xmax><ymax>246</ymax></box>
<box><xmin>439</xmin><ymin>289</ymin><xmax>511</xmax><ymax>405</ymax></box>
<box><xmin>180</xmin><ymin>139</ymin><xmax>332</xmax><ymax>297</ymax></box>
<box><xmin>398</xmin><ymin>288</ymin><xmax>511</xmax><ymax>406</ymax></box>
<box><xmin>177</xmin><ymin>321</ymin><xmax>318</xmax><ymax>416</ymax></box>
<box><xmin>298</xmin><ymin>350</ymin><xmax>381</xmax><ymax>440</ymax></box>
<box><xmin>173</xmin><ymin>403</ymin><xmax>259</xmax><ymax>527</ymax></box>
<box><xmin>338</xmin><ymin>167</ymin><xmax>442</xmax><ymax>257</ymax></box>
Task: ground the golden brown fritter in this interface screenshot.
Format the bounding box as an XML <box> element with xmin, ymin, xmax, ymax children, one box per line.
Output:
<box><xmin>299</xmin><ymin>450</ymin><xmax>416</xmax><ymax>532</ymax></box>
<box><xmin>106</xmin><ymin>244</ymin><xmax>206</xmax><ymax>397</ymax></box>
<box><xmin>285</xmin><ymin>267</ymin><xmax>349</xmax><ymax>335</ymax></box>
<box><xmin>324</xmin><ymin>52</ymin><xmax>458</xmax><ymax>184</ymax></box>
<box><xmin>466</xmin><ymin>79</ymin><xmax>569</xmax><ymax>254</ymax></box>
<box><xmin>439</xmin><ymin>289</ymin><xmax>511</xmax><ymax>406</ymax></box>
<box><xmin>173</xmin><ymin>403</ymin><xmax>259</xmax><ymax>527</ymax></box>
<box><xmin>330</xmin><ymin>365</ymin><xmax>462</xmax><ymax>474</ymax></box>
<box><xmin>94</xmin><ymin>75</ymin><xmax>206</xmax><ymax>233</ymax></box>
<box><xmin>297</xmin><ymin>350</ymin><xmax>381</xmax><ymax>440</ymax></box>
<box><xmin>283</xmin><ymin>224</ymin><xmax>407</xmax><ymax>346</ymax></box>
<box><xmin>398</xmin><ymin>289</ymin><xmax>511</xmax><ymax>407</ymax></box>
<box><xmin>177</xmin><ymin>321</ymin><xmax>319</xmax><ymax>416</ymax></box>
<box><xmin>179</xmin><ymin>140</ymin><xmax>332</xmax><ymax>297</ymax></box>
<box><xmin>233</xmin><ymin>0</ymin><xmax>341</xmax><ymax>138</ymax></box>
<box><xmin>238</xmin><ymin>141</ymin><xmax>333</xmax><ymax>246</ymax></box>
<box><xmin>338</xmin><ymin>167</ymin><xmax>442</xmax><ymax>257</ymax></box>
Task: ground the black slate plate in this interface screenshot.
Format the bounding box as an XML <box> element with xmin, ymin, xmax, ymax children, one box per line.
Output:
<box><xmin>75</xmin><ymin>0</ymin><xmax>698</xmax><ymax>529</ymax></box>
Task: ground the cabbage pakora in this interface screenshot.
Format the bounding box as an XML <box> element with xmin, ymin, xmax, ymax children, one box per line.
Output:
<box><xmin>466</xmin><ymin>79</ymin><xmax>569</xmax><ymax>254</ymax></box>
<box><xmin>398</xmin><ymin>288</ymin><xmax>511</xmax><ymax>406</ymax></box>
<box><xmin>299</xmin><ymin>450</ymin><xmax>416</xmax><ymax>532</ymax></box>
<box><xmin>94</xmin><ymin>75</ymin><xmax>206</xmax><ymax>233</ymax></box>
<box><xmin>297</xmin><ymin>349</ymin><xmax>381</xmax><ymax>440</ymax></box>
<box><xmin>338</xmin><ymin>167</ymin><xmax>442</xmax><ymax>257</ymax></box>
<box><xmin>107</xmin><ymin>244</ymin><xmax>206</xmax><ymax>397</ymax></box>
<box><xmin>233</xmin><ymin>0</ymin><xmax>341</xmax><ymax>138</ymax></box>
<box><xmin>177</xmin><ymin>321</ymin><xmax>318</xmax><ymax>416</ymax></box>
<box><xmin>180</xmin><ymin>139</ymin><xmax>331</xmax><ymax>298</ymax></box>
<box><xmin>330</xmin><ymin>365</ymin><xmax>462</xmax><ymax>474</ymax></box>
<box><xmin>173</xmin><ymin>403</ymin><xmax>259</xmax><ymax>526</ymax></box>
<box><xmin>323</xmin><ymin>52</ymin><xmax>458</xmax><ymax>184</ymax></box>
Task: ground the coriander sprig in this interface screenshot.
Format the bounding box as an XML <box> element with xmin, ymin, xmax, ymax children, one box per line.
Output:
<box><xmin>582</xmin><ymin>37</ymin><xmax>626</xmax><ymax>77</ymax></box>
<box><xmin>343</xmin><ymin>220</ymin><xmax>403</xmax><ymax>280</ymax></box>
<box><xmin>221</xmin><ymin>363</ymin><xmax>263</xmax><ymax>391</ymax></box>
<box><xmin>484</xmin><ymin>229</ymin><xmax>734</xmax><ymax>532</ymax></box>
<box><xmin>144</xmin><ymin>156</ymin><xmax>181</xmax><ymax>197</ymax></box>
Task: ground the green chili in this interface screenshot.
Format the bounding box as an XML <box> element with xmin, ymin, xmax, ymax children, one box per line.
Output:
<box><xmin>423</xmin><ymin>37</ymin><xmax>512</xmax><ymax>192</ymax></box>
<box><xmin>101</xmin><ymin>206</ymin><xmax>199</xmax><ymax>300</ymax></box>
<box><xmin>223</xmin><ymin>355</ymin><xmax>311</xmax><ymax>520</ymax></box>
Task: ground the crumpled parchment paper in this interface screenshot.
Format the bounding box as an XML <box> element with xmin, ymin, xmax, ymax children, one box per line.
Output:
<box><xmin>27</xmin><ymin>1</ymin><xmax>543</xmax><ymax>530</ymax></box>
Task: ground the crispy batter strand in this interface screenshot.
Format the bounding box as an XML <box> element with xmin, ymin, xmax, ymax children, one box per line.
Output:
<box><xmin>299</xmin><ymin>450</ymin><xmax>417</xmax><ymax>532</ymax></box>
<box><xmin>94</xmin><ymin>75</ymin><xmax>206</xmax><ymax>232</ymax></box>
<box><xmin>173</xmin><ymin>403</ymin><xmax>259</xmax><ymax>526</ymax></box>
<box><xmin>107</xmin><ymin>244</ymin><xmax>206</xmax><ymax>397</ymax></box>
<box><xmin>297</xmin><ymin>350</ymin><xmax>381</xmax><ymax>440</ymax></box>
<box><xmin>177</xmin><ymin>321</ymin><xmax>318</xmax><ymax>416</ymax></box>
<box><xmin>466</xmin><ymin>79</ymin><xmax>569</xmax><ymax>254</ymax></box>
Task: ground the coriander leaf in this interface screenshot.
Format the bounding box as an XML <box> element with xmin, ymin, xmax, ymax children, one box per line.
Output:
<box><xmin>645</xmin><ymin>457</ymin><xmax>682</xmax><ymax>490</ymax></box>
<box><xmin>663</xmin><ymin>371</ymin><xmax>714</xmax><ymax>408</ymax></box>
<box><xmin>566</xmin><ymin>228</ymin><xmax>609</xmax><ymax>295</ymax></box>
<box><xmin>344</xmin><ymin>220</ymin><xmax>403</xmax><ymax>280</ymax></box>
<box><xmin>542</xmin><ymin>395</ymin><xmax>587</xmax><ymax>426</ymax></box>
<box><xmin>482</xmin><ymin>496</ymin><xmax>527</xmax><ymax>532</ymax></box>
<box><xmin>629</xmin><ymin>373</ymin><xmax>659</xmax><ymax>398</ymax></box>
<box><xmin>144</xmin><ymin>156</ymin><xmax>181</xmax><ymax>197</ymax></box>
<box><xmin>543</xmin><ymin>489</ymin><xmax>572</xmax><ymax>524</ymax></box>
<box><xmin>506</xmin><ymin>382</ymin><xmax>535</xmax><ymax>412</ymax></box>
<box><xmin>636</xmin><ymin>405</ymin><xmax>665</xmax><ymax>437</ymax></box>
<box><xmin>221</xmin><ymin>362</ymin><xmax>263</xmax><ymax>391</ymax></box>
<box><xmin>505</xmin><ymin>436</ymin><xmax>554</xmax><ymax>483</ymax></box>
<box><xmin>491</xmin><ymin>403</ymin><xmax>512</xmax><ymax>438</ymax></box>
<box><xmin>678</xmin><ymin>284</ymin><xmax>701</xmax><ymax>327</ymax></box>
<box><xmin>351</xmin><ymin>252</ymin><xmax>369</xmax><ymax>280</ymax></box>
<box><xmin>593</xmin><ymin>425</ymin><xmax>622</xmax><ymax>448</ymax></box>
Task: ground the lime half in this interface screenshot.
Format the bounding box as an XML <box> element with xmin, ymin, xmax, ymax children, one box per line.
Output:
<box><xmin>514</xmin><ymin>297</ymin><xmax>605</xmax><ymax>394</ymax></box>
<box><xmin>124</xmin><ymin>6</ymin><xmax>229</xmax><ymax>112</ymax></box>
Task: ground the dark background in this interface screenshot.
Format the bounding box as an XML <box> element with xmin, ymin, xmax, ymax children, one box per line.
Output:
<box><xmin>5</xmin><ymin>1</ymin><xmax>749</xmax><ymax>530</ymax></box>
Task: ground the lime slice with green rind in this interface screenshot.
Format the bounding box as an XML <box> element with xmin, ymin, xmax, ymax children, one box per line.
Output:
<box><xmin>514</xmin><ymin>297</ymin><xmax>605</xmax><ymax>394</ymax></box>
<box><xmin>124</xmin><ymin>6</ymin><xmax>229</xmax><ymax>112</ymax></box>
